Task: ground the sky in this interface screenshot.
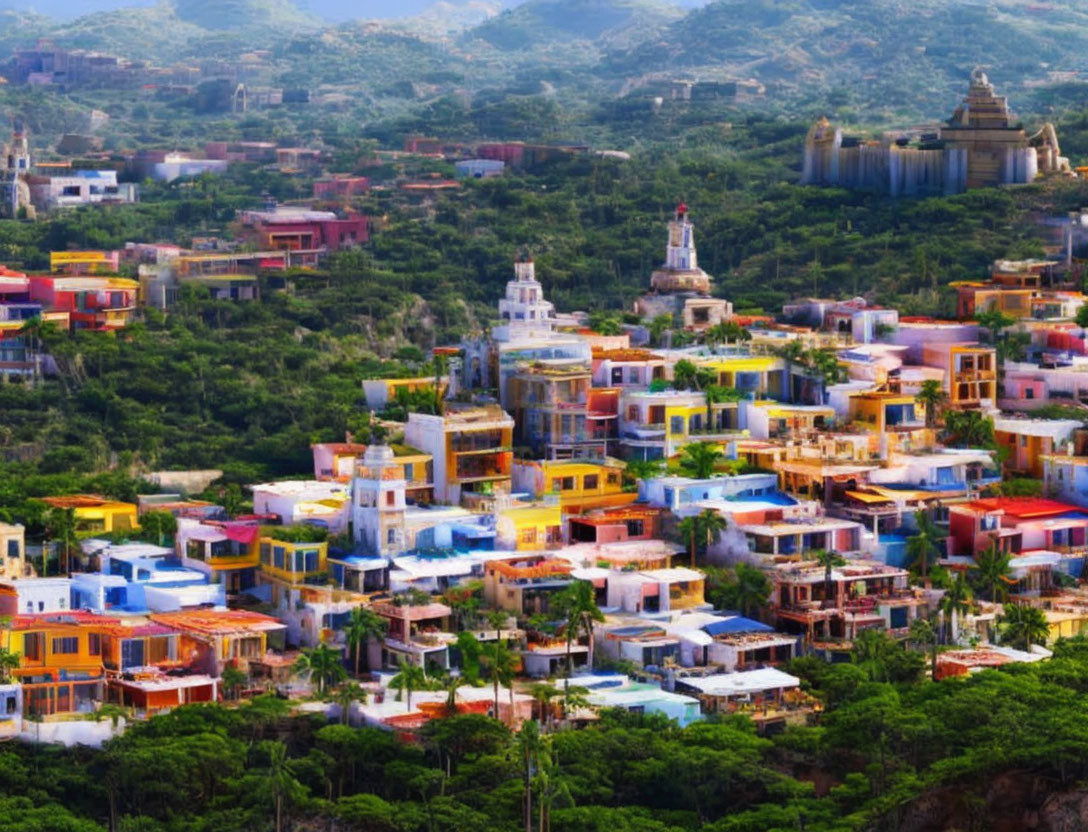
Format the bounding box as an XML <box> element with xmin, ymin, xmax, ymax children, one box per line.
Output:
<box><xmin>1</xmin><ymin>0</ymin><xmax>516</xmax><ymax>21</ymax></box>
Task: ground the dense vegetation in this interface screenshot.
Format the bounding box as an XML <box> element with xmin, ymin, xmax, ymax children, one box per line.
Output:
<box><xmin>10</xmin><ymin>635</ymin><xmax>1088</xmax><ymax>832</ymax></box>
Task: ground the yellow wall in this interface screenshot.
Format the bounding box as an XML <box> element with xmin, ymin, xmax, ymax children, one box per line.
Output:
<box><xmin>258</xmin><ymin>537</ymin><xmax>328</xmax><ymax>585</ymax></box>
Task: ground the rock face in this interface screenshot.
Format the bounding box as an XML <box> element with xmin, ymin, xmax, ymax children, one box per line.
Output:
<box><xmin>892</xmin><ymin>772</ymin><xmax>1088</xmax><ymax>832</ymax></box>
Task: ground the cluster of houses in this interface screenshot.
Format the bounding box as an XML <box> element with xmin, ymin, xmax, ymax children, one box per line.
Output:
<box><xmin>7</xmin><ymin>202</ymin><xmax>1088</xmax><ymax>746</ymax></box>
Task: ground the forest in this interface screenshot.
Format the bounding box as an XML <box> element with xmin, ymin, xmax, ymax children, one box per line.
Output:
<box><xmin>8</xmin><ymin>633</ymin><xmax>1088</xmax><ymax>832</ymax></box>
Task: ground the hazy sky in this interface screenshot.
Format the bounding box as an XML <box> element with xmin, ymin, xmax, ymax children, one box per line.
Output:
<box><xmin>1</xmin><ymin>0</ymin><xmax>516</xmax><ymax>21</ymax></box>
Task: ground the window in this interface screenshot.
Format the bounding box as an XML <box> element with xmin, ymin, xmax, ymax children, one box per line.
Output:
<box><xmin>387</xmin><ymin>529</ymin><xmax>396</xmax><ymax>545</ymax></box>
<box><xmin>88</xmin><ymin>633</ymin><xmax>101</xmax><ymax>656</ymax></box>
<box><xmin>273</xmin><ymin>546</ymin><xmax>285</xmax><ymax>569</ymax></box>
<box><xmin>23</xmin><ymin>632</ymin><xmax>43</xmax><ymax>662</ymax></box>
<box><xmin>386</xmin><ymin>491</ymin><xmax>396</xmax><ymax>507</ymax></box>
<box><xmin>6</xmin><ymin>540</ymin><xmax>17</xmax><ymax>558</ymax></box>
<box><xmin>52</xmin><ymin>637</ymin><xmax>79</xmax><ymax>655</ymax></box>
<box><xmin>559</xmin><ymin>477</ymin><xmax>575</xmax><ymax>491</ymax></box>
<box><xmin>627</xmin><ymin>405</ymin><xmax>640</xmax><ymax>421</ymax></box>
<box><xmin>304</xmin><ymin>550</ymin><xmax>319</xmax><ymax>573</ymax></box>
<box><xmin>607</xmin><ymin>473</ymin><xmax>619</xmax><ymax>485</ymax></box>
<box><xmin>612</xmin><ymin>368</ymin><xmax>623</xmax><ymax>384</ymax></box>
<box><xmin>260</xmin><ymin>543</ymin><xmax>271</xmax><ymax>565</ymax></box>
<box><xmin>626</xmin><ymin>519</ymin><xmax>645</xmax><ymax>537</ymax></box>
<box><xmin>403</xmin><ymin>463</ymin><xmax>414</xmax><ymax>481</ymax></box>
<box><xmin>670</xmin><ymin>416</ymin><xmax>685</xmax><ymax>434</ymax></box>
<box><xmin>4</xmin><ymin>695</ymin><xmax>15</xmax><ymax>714</ymax></box>
<box><xmin>121</xmin><ymin>639</ymin><xmax>145</xmax><ymax>669</ymax></box>
<box><xmin>583</xmin><ymin>475</ymin><xmax>599</xmax><ymax>491</ymax></box>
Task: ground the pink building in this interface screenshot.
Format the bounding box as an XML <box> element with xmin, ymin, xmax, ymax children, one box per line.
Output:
<box><xmin>948</xmin><ymin>497</ymin><xmax>1088</xmax><ymax>557</ymax></box>
<box><xmin>28</xmin><ymin>275</ymin><xmax>138</xmax><ymax>330</ymax></box>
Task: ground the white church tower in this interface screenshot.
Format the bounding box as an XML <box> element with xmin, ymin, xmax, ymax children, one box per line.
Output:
<box><xmin>494</xmin><ymin>255</ymin><xmax>557</xmax><ymax>341</ymax></box>
<box><xmin>649</xmin><ymin>203</ymin><xmax>712</xmax><ymax>294</ymax></box>
<box><xmin>351</xmin><ymin>444</ymin><xmax>406</xmax><ymax>555</ymax></box>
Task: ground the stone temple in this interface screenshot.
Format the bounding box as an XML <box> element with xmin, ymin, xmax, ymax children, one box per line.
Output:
<box><xmin>802</xmin><ymin>70</ymin><xmax>1070</xmax><ymax>196</ymax></box>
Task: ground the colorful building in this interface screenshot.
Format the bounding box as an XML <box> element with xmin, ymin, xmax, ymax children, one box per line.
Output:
<box><xmin>495</xmin><ymin>504</ymin><xmax>565</xmax><ymax>551</ymax></box>
<box><xmin>41</xmin><ymin>495</ymin><xmax>139</xmax><ymax>536</ymax></box>
<box><xmin>404</xmin><ymin>404</ymin><xmax>515</xmax><ymax>506</ymax></box>
<box><xmin>511</xmin><ymin>458</ymin><xmax>634</xmax><ymax>514</ymax></box>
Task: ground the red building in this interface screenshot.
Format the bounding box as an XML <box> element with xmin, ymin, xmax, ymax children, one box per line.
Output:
<box><xmin>28</xmin><ymin>275</ymin><xmax>138</xmax><ymax>330</ymax></box>
<box><xmin>238</xmin><ymin>208</ymin><xmax>369</xmax><ymax>253</ymax></box>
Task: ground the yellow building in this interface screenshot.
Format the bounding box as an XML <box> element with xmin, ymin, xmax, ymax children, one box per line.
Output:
<box><xmin>512</xmin><ymin>459</ymin><xmax>636</xmax><ymax>515</ymax></box>
<box><xmin>0</xmin><ymin>522</ymin><xmax>28</xmax><ymax>581</ymax></box>
<box><xmin>495</xmin><ymin>504</ymin><xmax>564</xmax><ymax>551</ymax></box>
<box><xmin>363</xmin><ymin>377</ymin><xmax>449</xmax><ymax>411</ymax></box>
<box><xmin>849</xmin><ymin>391</ymin><xmax>926</xmax><ymax>434</ymax></box>
<box><xmin>41</xmin><ymin>495</ymin><xmax>139</xmax><ymax>536</ymax></box>
<box><xmin>619</xmin><ymin>389</ymin><xmax>739</xmax><ymax>461</ymax></box>
<box><xmin>257</xmin><ymin>532</ymin><xmax>329</xmax><ymax>587</ymax></box>
<box><xmin>695</xmin><ymin>354</ymin><xmax>787</xmax><ymax>400</ymax></box>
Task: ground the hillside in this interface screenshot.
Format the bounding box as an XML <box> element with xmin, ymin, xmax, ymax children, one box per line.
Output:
<box><xmin>462</xmin><ymin>0</ymin><xmax>685</xmax><ymax>60</ymax></box>
<box><xmin>600</xmin><ymin>0</ymin><xmax>1088</xmax><ymax>120</ymax></box>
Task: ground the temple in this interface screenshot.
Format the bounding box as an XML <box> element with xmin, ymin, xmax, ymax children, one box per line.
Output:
<box><xmin>802</xmin><ymin>70</ymin><xmax>1070</xmax><ymax>196</ymax></box>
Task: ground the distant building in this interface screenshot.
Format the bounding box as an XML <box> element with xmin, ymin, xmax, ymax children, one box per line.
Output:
<box><xmin>803</xmin><ymin>70</ymin><xmax>1070</xmax><ymax>195</ymax></box>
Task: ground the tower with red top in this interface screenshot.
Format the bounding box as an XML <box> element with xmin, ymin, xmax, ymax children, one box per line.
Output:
<box><xmin>650</xmin><ymin>202</ymin><xmax>711</xmax><ymax>294</ymax></box>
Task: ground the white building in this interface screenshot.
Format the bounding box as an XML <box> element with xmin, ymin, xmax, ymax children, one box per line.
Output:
<box><xmin>12</xmin><ymin>577</ymin><xmax>71</xmax><ymax>614</ymax></box>
<box><xmin>252</xmin><ymin>480</ymin><xmax>351</xmax><ymax>534</ymax></box>
<box><xmin>351</xmin><ymin>445</ymin><xmax>407</xmax><ymax>554</ymax></box>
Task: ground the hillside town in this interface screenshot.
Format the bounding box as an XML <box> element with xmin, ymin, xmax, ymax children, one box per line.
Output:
<box><xmin>2</xmin><ymin>183</ymin><xmax>1087</xmax><ymax>748</ymax></box>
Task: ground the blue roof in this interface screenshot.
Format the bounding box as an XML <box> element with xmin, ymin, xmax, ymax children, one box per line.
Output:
<box><xmin>702</xmin><ymin>616</ymin><xmax>774</xmax><ymax>636</ymax></box>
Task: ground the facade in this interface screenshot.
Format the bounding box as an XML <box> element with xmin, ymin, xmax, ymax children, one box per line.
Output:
<box><xmin>511</xmin><ymin>459</ymin><xmax>633</xmax><ymax>514</ymax></box>
<box><xmin>404</xmin><ymin>405</ymin><xmax>515</xmax><ymax>506</ymax></box>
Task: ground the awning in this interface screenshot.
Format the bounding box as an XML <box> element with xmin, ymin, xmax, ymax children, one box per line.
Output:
<box><xmin>702</xmin><ymin>616</ymin><xmax>774</xmax><ymax>636</ymax></box>
<box><xmin>846</xmin><ymin>490</ymin><xmax>890</xmax><ymax>505</ymax></box>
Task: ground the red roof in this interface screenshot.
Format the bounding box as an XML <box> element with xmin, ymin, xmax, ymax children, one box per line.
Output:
<box><xmin>963</xmin><ymin>497</ymin><xmax>1081</xmax><ymax>519</ymax></box>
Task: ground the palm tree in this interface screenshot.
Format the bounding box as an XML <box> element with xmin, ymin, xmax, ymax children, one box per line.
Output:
<box><xmin>852</xmin><ymin>629</ymin><xmax>894</xmax><ymax>682</ymax></box>
<box><xmin>906</xmin><ymin>509</ymin><xmax>946</xmax><ymax>581</ymax></box>
<box><xmin>0</xmin><ymin>648</ymin><xmax>19</xmax><ymax>683</ymax></box>
<box><xmin>220</xmin><ymin>663</ymin><xmax>248</xmax><ymax>702</ymax></box>
<box><xmin>587</xmin><ymin>312</ymin><xmax>623</xmax><ymax>336</ymax></box>
<box><xmin>976</xmin><ymin>308</ymin><xmax>1015</xmax><ymax>345</ymax></box>
<box><xmin>940</xmin><ymin>573</ymin><xmax>974</xmax><ymax>644</ymax></box>
<box><xmin>555</xmin><ymin>581</ymin><xmax>604</xmax><ymax>675</ymax></box>
<box><xmin>648</xmin><ymin>315</ymin><xmax>672</xmax><ymax>348</ymax></box>
<box><xmin>529</xmin><ymin>682</ymin><xmax>560</xmax><ymax>731</ymax></box>
<box><xmin>44</xmin><ymin>506</ymin><xmax>78</xmax><ymax>576</ymax></box>
<box><xmin>672</xmin><ymin>358</ymin><xmax>700</xmax><ymax>391</ymax></box>
<box><xmin>676</xmin><ymin>517</ymin><xmax>699</xmax><ymax>571</ymax></box>
<box><xmin>480</xmin><ymin>640</ymin><xmax>517</xmax><ymax>721</ymax></box>
<box><xmin>971</xmin><ymin>542</ymin><xmax>1013</xmax><ymax>603</ymax></box>
<box><xmin>716</xmin><ymin>563</ymin><xmax>771</xmax><ymax>619</ymax></box>
<box><xmin>293</xmin><ymin>644</ymin><xmax>347</xmax><ymax>695</ymax></box>
<box><xmin>139</xmin><ymin>510</ymin><xmax>177</xmax><ymax>547</ymax></box>
<box><xmin>678</xmin><ymin>441</ymin><xmax>723</xmax><ymax>479</ymax></box>
<box><xmin>390</xmin><ymin>657</ymin><xmax>427</xmax><ymax>711</ymax></box>
<box><xmin>517</xmin><ymin>718</ymin><xmax>543</xmax><ymax>832</ymax></box>
<box><xmin>914</xmin><ymin>379</ymin><xmax>947</xmax><ymax>429</ymax></box>
<box><xmin>943</xmin><ymin>409</ymin><xmax>995</xmax><ymax>449</ymax></box>
<box><xmin>999</xmin><ymin>603</ymin><xmax>1050</xmax><ymax>651</ymax></box>
<box><xmin>812</xmin><ymin>549</ymin><xmax>846</xmax><ymax>608</ymax></box>
<box><xmin>559</xmin><ymin>680</ymin><xmax>591</xmax><ymax>721</ymax></box>
<box><xmin>344</xmin><ymin>607</ymin><xmax>387</xmax><ymax>677</ymax></box>
<box><xmin>333</xmin><ymin>682</ymin><xmax>368</xmax><ymax>725</ymax></box>
<box><xmin>696</xmin><ymin>509</ymin><xmax>727</xmax><ymax>567</ymax></box>
<box><xmin>909</xmin><ymin>616</ymin><xmax>939</xmax><ymax>680</ymax></box>
<box><xmin>261</xmin><ymin>741</ymin><xmax>301</xmax><ymax>832</ymax></box>
<box><xmin>623</xmin><ymin>458</ymin><xmax>665</xmax><ymax>490</ymax></box>
<box><xmin>438</xmin><ymin>672</ymin><xmax>462</xmax><ymax>716</ymax></box>
<box><xmin>486</xmin><ymin>608</ymin><xmax>509</xmax><ymax>641</ymax></box>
